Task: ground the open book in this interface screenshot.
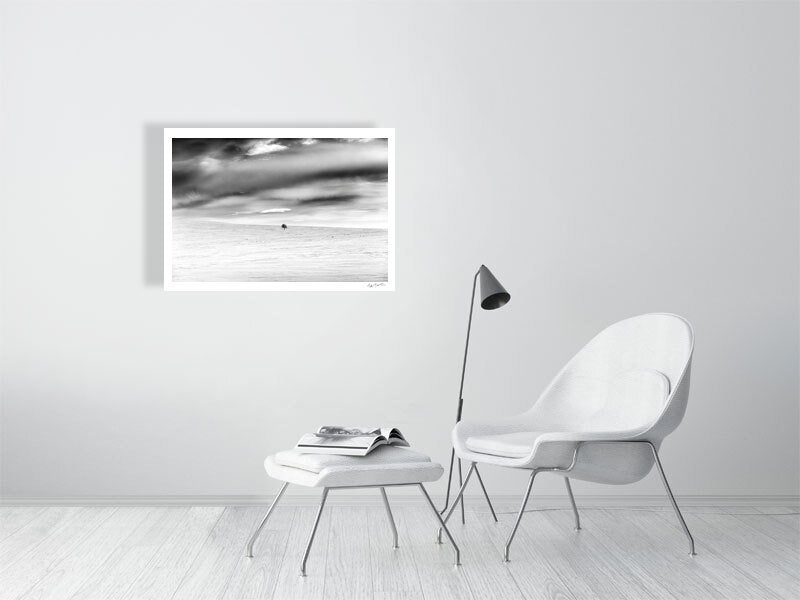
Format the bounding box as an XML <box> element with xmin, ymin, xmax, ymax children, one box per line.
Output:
<box><xmin>294</xmin><ymin>426</ymin><xmax>410</xmax><ymax>456</ymax></box>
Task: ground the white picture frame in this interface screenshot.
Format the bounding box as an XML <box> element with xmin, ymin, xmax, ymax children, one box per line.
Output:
<box><xmin>164</xmin><ymin>127</ymin><xmax>395</xmax><ymax>291</ymax></box>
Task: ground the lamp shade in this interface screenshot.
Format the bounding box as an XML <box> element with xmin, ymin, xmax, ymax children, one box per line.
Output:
<box><xmin>478</xmin><ymin>265</ymin><xmax>510</xmax><ymax>310</ymax></box>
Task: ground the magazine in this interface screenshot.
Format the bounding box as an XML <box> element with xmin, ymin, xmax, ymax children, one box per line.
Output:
<box><xmin>294</xmin><ymin>426</ymin><xmax>410</xmax><ymax>456</ymax></box>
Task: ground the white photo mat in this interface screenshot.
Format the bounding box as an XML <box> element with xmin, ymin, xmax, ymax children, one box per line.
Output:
<box><xmin>164</xmin><ymin>127</ymin><xmax>395</xmax><ymax>291</ymax></box>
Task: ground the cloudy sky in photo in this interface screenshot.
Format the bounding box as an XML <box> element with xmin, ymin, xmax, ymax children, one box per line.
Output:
<box><xmin>171</xmin><ymin>137</ymin><xmax>389</xmax><ymax>229</ymax></box>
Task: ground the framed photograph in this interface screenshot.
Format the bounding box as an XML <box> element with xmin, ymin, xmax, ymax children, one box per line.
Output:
<box><xmin>164</xmin><ymin>128</ymin><xmax>394</xmax><ymax>291</ymax></box>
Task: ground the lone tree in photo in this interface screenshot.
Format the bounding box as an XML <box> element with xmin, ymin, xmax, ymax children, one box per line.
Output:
<box><xmin>281</xmin><ymin>224</ymin><xmax>287</xmax><ymax>231</ymax></box>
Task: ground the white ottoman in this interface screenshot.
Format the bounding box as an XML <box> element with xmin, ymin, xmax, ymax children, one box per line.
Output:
<box><xmin>245</xmin><ymin>446</ymin><xmax>460</xmax><ymax>575</ymax></box>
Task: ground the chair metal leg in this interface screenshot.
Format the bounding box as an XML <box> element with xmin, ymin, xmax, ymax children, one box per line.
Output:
<box><xmin>457</xmin><ymin>458</ymin><xmax>465</xmax><ymax>524</ymax></box>
<box><xmin>418</xmin><ymin>484</ymin><xmax>461</xmax><ymax>566</ymax></box>
<box><xmin>564</xmin><ymin>477</ymin><xmax>581</xmax><ymax>530</ymax></box>
<box><xmin>300</xmin><ymin>488</ymin><xmax>329</xmax><ymax>576</ymax></box>
<box><xmin>474</xmin><ymin>465</ymin><xmax>498</xmax><ymax>522</ymax></box>
<box><xmin>379</xmin><ymin>487</ymin><xmax>399</xmax><ymax>549</ymax></box>
<box><xmin>504</xmin><ymin>470</ymin><xmax>537</xmax><ymax>562</ymax></box>
<box><xmin>245</xmin><ymin>481</ymin><xmax>289</xmax><ymax>557</ymax></box>
<box><xmin>437</xmin><ymin>462</ymin><xmax>476</xmax><ymax>543</ymax></box>
<box><xmin>648</xmin><ymin>442</ymin><xmax>696</xmax><ymax>556</ymax></box>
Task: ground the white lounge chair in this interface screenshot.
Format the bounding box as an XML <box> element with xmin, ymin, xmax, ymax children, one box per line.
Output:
<box><xmin>439</xmin><ymin>313</ymin><xmax>697</xmax><ymax>561</ymax></box>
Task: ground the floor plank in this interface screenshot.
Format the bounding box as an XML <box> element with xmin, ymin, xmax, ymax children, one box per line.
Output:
<box><xmin>723</xmin><ymin>508</ymin><xmax>800</xmax><ymax>553</ymax></box>
<box><xmin>223</xmin><ymin>506</ymin><xmax>296</xmax><ymax>600</ymax></box>
<box><xmin>752</xmin><ymin>506</ymin><xmax>800</xmax><ymax>516</ymax></box>
<box><xmin>323</xmin><ymin>506</ymin><xmax>374</xmax><ymax>600</ymax></box>
<box><xmin>0</xmin><ymin>507</ymin><xmax>116</xmax><ymax>600</ymax></box>
<box><xmin>173</xmin><ymin>507</ymin><xmax>263</xmax><ymax>600</ymax></box>
<box><xmin>752</xmin><ymin>506</ymin><xmax>800</xmax><ymax>540</ymax></box>
<box><xmin>627</xmin><ymin>508</ymin><xmax>782</xmax><ymax>599</ymax></box>
<box><xmin>541</xmin><ymin>508</ymin><xmax>659</xmax><ymax>599</ymax></box>
<box><xmin>538</xmin><ymin>508</ymin><xmax>675</xmax><ymax>599</ymax></box>
<box><xmin>455</xmin><ymin>508</ymin><xmax>524</xmax><ymax>600</ymax></box>
<box><xmin>0</xmin><ymin>508</ymin><xmax>83</xmax><ymax>573</ymax></box>
<box><xmin>119</xmin><ymin>506</ymin><xmax>224</xmax><ymax>600</ymax></box>
<box><xmin>67</xmin><ymin>507</ymin><xmax>188</xmax><ymax>600</ymax></box>
<box><xmin>480</xmin><ymin>504</ymin><xmax>586</xmax><ymax>600</ymax></box>
<box><xmin>395</xmin><ymin>504</ymin><xmax>474</xmax><ymax>600</ymax></box>
<box><xmin>367</xmin><ymin>503</ymin><xmax>424</xmax><ymax>600</ymax></box>
<box><xmin>266</xmin><ymin>507</ymin><xmax>326</xmax><ymax>600</ymax></box>
<box><xmin>684</xmin><ymin>510</ymin><xmax>800</xmax><ymax>598</ymax></box>
<box><xmin>0</xmin><ymin>508</ymin><xmax>46</xmax><ymax>544</ymax></box>
<box><xmin>18</xmin><ymin>508</ymin><xmax>150</xmax><ymax>600</ymax></box>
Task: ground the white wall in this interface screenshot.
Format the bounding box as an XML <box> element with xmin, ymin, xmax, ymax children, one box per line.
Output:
<box><xmin>1</xmin><ymin>0</ymin><xmax>797</xmax><ymax>500</ymax></box>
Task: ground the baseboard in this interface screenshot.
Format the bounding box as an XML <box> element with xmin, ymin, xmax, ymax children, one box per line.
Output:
<box><xmin>1</xmin><ymin>494</ymin><xmax>797</xmax><ymax>507</ymax></box>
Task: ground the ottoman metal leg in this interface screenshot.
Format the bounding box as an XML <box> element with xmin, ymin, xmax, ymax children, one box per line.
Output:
<box><xmin>301</xmin><ymin>487</ymin><xmax>329</xmax><ymax>577</ymax></box>
<box><xmin>418</xmin><ymin>484</ymin><xmax>461</xmax><ymax>567</ymax></box>
<box><xmin>246</xmin><ymin>481</ymin><xmax>289</xmax><ymax>558</ymax></box>
<box><xmin>380</xmin><ymin>487</ymin><xmax>399</xmax><ymax>549</ymax></box>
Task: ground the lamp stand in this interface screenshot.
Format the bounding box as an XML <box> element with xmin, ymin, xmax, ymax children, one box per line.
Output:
<box><xmin>439</xmin><ymin>270</ymin><xmax>499</xmax><ymax>524</ymax></box>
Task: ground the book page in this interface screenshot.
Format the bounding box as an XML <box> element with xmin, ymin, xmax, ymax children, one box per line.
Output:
<box><xmin>316</xmin><ymin>425</ymin><xmax>381</xmax><ymax>437</ymax></box>
<box><xmin>297</xmin><ymin>433</ymin><xmax>381</xmax><ymax>450</ymax></box>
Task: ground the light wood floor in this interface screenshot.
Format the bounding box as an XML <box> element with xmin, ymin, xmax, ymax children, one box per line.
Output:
<box><xmin>0</xmin><ymin>503</ymin><xmax>797</xmax><ymax>599</ymax></box>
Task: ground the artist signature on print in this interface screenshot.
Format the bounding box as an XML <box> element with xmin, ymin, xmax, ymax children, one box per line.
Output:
<box><xmin>367</xmin><ymin>282</ymin><xmax>387</xmax><ymax>288</ymax></box>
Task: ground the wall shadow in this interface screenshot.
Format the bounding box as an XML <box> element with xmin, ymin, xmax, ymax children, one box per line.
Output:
<box><xmin>142</xmin><ymin>121</ymin><xmax>375</xmax><ymax>287</ymax></box>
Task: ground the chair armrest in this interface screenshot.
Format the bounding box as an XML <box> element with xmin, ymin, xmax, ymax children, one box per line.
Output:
<box><xmin>524</xmin><ymin>433</ymin><xmax>656</xmax><ymax>472</ymax></box>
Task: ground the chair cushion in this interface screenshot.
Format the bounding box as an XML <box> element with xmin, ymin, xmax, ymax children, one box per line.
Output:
<box><xmin>464</xmin><ymin>370</ymin><xmax>671</xmax><ymax>461</ymax></box>
<box><xmin>465</xmin><ymin>431</ymin><xmax>543</xmax><ymax>459</ymax></box>
<box><xmin>273</xmin><ymin>446</ymin><xmax>433</xmax><ymax>473</ymax></box>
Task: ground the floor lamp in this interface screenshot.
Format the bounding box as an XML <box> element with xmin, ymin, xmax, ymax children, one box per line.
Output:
<box><xmin>440</xmin><ymin>264</ymin><xmax>510</xmax><ymax>524</ymax></box>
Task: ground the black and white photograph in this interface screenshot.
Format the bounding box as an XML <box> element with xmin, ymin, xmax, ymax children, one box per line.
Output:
<box><xmin>164</xmin><ymin>128</ymin><xmax>394</xmax><ymax>290</ymax></box>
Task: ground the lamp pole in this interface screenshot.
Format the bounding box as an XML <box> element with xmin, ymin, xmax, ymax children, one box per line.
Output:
<box><xmin>440</xmin><ymin>267</ymin><xmax>499</xmax><ymax>524</ymax></box>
